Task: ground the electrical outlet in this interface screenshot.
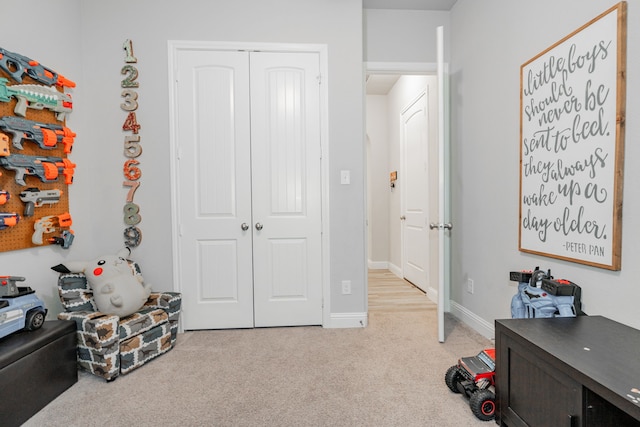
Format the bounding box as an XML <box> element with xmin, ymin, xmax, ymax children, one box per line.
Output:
<box><xmin>467</xmin><ymin>278</ymin><xmax>474</xmax><ymax>294</ymax></box>
<box><xmin>341</xmin><ymin>280</ymin><xmax>352</xmax><ymax>295</ymax></box>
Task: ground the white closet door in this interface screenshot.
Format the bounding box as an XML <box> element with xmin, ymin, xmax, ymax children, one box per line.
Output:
<box><xmin>175</xmin><ymin>49</ymin><xmax>254</xmax><ymax>329</ymax></box>
<box><xmin>174</xmin><ymin>48</ymin><xmax>323</xmax><ymax>329</ymax></box>
<box><xmin>250</xmin><ymin>52</ymin><xmax>323</xmax><ymax>327</ymax></box>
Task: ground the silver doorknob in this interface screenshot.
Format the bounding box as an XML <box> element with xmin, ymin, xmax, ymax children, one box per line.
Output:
<box><xmin>400</xmin><ymin>216</ymin><xmax>406</xmax><ymax>220</ymax></box>
<box><xmin>241</xmin><ymin>223</ymin><xmax>249</xmax><ymax>231</ymax></box>
<box><xmin>443</xmin><ymin>223</ymin><xmax>453</xmax><ymax>230</ymax></box>
<box><xmin>255</xmin><ymin>222</ymin><xmax>263</xmax><ymax>231</ymax></box>
<box><xmin>429</xmin><ymin>223</ymin><xmax>438</xmax><ymax>229</ymax></box>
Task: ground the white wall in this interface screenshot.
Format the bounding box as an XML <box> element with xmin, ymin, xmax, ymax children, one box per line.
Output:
<box><xmin>0</xmin><ymin>0</ymin><xmax>366</xmax><ymax>321</ymax></box>
<box><xmin>366</xmin><ymin>96</ymin><xmax>390</xmax><ymax>268</ymax></box>
<box><xmin>449</xmin><ymin>0</ymin><xmax>640</xmax><ymax>333</ymax></box>
<box><xmin>382</xmin><ymin>76</ymin><xmax>433</xmax><ymax>275</ymax></box>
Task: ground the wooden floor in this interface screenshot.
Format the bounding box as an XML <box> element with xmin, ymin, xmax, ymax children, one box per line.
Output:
<box><xmin>368</xmin><ymin>269</ymin><xmax>436</xmax><ymax>312</ymax></box>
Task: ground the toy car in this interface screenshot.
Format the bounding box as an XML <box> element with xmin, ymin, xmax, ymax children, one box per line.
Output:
<box><xmin>445</xmin><ymin>348</ymin><xmax>496</xmax><ymax>421</ymax></box>
<box><xmin>0</xmin><ymin>276</ymin><xmax>47</xmax><ymax>340</ymax></box>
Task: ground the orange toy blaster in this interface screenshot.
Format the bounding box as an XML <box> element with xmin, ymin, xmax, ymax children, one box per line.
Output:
<box><xmin>0</xmin><ymin>134</ymin><xmax>75</xmax><ymax>186</ymax></box>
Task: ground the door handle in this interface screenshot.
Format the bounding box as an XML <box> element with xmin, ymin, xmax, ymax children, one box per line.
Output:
<box><xmin>430</xmin><ymin>222</ymin><xmax>453</xmax><ymax>230</ymax></box>
<box><xmin>400</xmin><ymin>216</ymin><xmax>406</xmax><ymax>220</ymax></box>
<box><xmin>255</xmin><ymin>222</ymin><xmax>263</xmax><ymax>231</ymax></box>
<box><xmin>241</xmin><ymin>223</ymin><xmax>249</xmax><ymax>231</ymax></box>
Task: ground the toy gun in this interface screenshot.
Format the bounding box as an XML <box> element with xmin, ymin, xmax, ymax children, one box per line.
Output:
<box><xmin>19</xmin><ymin>187</ymin><xmax>62</xmax><ymax>216</ymax></box>
<box><xmin>510</xmin><ymin>267</ymin><xmax>554</xmax><ymax>318</ymax></box>
<box><xmin>0</xmin><ymin>275</ymin><xmax>25</xmax><ymax>297</ymax></box>
<box><xmin>0</xmin><ymin>78</ymin><xmax>72</xmax><ymax>121</ymax></box>
<box><xmin>541</xmin><ymin>278</ymin><xmax>583</xmax><ymax>316</ymax></box>
<box><xmin>0</xmin><ymin>190</ymin><xmax>8</xmax><ymax>204</ymax></box>
<box><xmin>32</xmin><ymin>212</ymin><xmax>71</xmax><ymax>245</ymax></box>
<box><xmin>0</xmin><ymin>153</ymin><xmax>76</xmax><ymax>186</ymax></box>
<box><xmin>0</xmin><ymin>47</ymin><xmax>75</xmax><ymax>89</ymax></box>
<box><xmin>0</xmin><ymin>115</ymin><xmax>75</xmax><ymax>153</ymax></box>
<box><xmin>48</xmin><ymin>229</ymin><xmax>74</xmax><ymax>249</ymax></box>
<box><xmin>0</xmin><ymin>212</ymin><xmax>19</xmax><ymax>230</ymax></box>
<box><xmin>509</xmin><ymin>268</ymin><xmax>583</xmax><ymax>318</ymax></box>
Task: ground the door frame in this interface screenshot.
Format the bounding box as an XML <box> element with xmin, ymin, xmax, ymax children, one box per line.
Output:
<box><xmin>364</xmin><ymin>61</ymin><xmax>448</xmax><ymax>308</ymax></box>
<box><xmin>168</xmin><ymin>41</ymin><xmax>331</xmax><ymax>331</ymax></box>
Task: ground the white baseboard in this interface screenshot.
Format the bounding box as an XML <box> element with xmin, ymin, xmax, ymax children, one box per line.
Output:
<box><xmin>426</xmin><ymin>287</ymin><xmax>438</xmax><ymax>303</ymax></box>
<box><xmin>449</xmin><ymin>300</ymin><xmax>495</xmax><ymax>341</ymax></box>
<box><xmin>367</xmin><ymin>260</ymin><xmax>388</xmax><ymax>270</ymax></box>
<box><xmin>325</xmin><ymin>312</ymin><xmax>368</xmax><ymax>328</ymax></box>
<box><xmin>388</xmin><ymin>262</ymin><xmax>402</xmax><ymax>278</ymax></box>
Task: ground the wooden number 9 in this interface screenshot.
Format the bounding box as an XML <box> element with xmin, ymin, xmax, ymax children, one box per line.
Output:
<box><xmin>124</xmin><ymin>226</ymin><xmax>142</xmax><ymax>247</ymax></box>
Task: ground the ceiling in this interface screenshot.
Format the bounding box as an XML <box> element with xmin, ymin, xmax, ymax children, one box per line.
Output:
<box><xmin>363</xmin><ymin>0</ymin><xmax>458</xmax><ymax>11</ymax></box>
<box><xmin>366</xmin><ymin>74</ymin><xmax>401</xmax><ymax>95</ymax></box>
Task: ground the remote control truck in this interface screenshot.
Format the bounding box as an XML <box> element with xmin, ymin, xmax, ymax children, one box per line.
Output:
<box><xmin>445</xmin><ymin>348</ymin><xmax>496</xmax><ymax>421</ymax></box>
<box><xmin>0</xmin><ymin>276</ymin><xmax>47</xmax><ymax>340</ymax></box>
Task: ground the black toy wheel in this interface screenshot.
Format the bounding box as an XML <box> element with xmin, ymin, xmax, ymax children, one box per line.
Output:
<box><xmin>469</xmin><ymin>389</ymin><xmax>496</xmax><ymax>421</ymax></box>
<box><xmin>25</xmin><ymin>310</ymin><xmax>45</xmax><ymax>331</ymax></box>
<box><xmin>445</xmin><ymin>365</ymin><xmax>464</xmax><ymax>393</ymax></box>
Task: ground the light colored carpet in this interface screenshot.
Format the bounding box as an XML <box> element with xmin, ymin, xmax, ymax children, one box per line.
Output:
<box><xmin>24</xmin><ymin>272</ymin><xmax>493</xmax><ymax>426</ymax></box>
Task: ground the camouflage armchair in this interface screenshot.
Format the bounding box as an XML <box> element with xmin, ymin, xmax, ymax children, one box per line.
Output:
<box><xmin>56</xmin><ymin>272</ymin><xmax>181</xmax><ymax>381</ymax></box>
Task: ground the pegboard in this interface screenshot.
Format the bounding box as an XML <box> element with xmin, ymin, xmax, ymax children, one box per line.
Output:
<box><xmin>0</xmin><ymin>53</ymin><xmax>75</xmax><ymax>253</ymax></box>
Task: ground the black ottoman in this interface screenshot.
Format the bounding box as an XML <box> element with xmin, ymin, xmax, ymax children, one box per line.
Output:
<box><xmin>0</xmin><ymin>320</ymin><xmax>77</xmax><ymax>427</ymax></box>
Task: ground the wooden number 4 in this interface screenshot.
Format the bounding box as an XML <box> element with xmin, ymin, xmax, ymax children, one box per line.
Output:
<box><xmin>123</xmin><ymin>112</ymin><xmax>141</xmax><ymax>134</ymax></box>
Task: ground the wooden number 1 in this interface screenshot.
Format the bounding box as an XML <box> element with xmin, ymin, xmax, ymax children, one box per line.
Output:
<box><xmin>123</xmin><ymin>39</ymin><xmax>138</xmax><ymax>63</ymax></box>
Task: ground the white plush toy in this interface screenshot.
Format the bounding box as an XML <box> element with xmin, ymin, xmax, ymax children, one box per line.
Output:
<box><xmin>52</xmin><ymin>248</ymin><xmax>152</xmax><ymax>317</ymax></box>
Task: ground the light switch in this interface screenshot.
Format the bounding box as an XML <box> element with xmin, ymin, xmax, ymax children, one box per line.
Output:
<box><xmin>341</xmin><ymin>170</ymin><xmax>350</xmax><ymax>185</ymax></box>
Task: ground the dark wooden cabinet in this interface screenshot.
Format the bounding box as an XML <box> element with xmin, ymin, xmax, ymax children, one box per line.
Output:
<box><xmin>495</xmin><ymin>316</ymin><xmax>640</xmax><ymax>427</ymax></box>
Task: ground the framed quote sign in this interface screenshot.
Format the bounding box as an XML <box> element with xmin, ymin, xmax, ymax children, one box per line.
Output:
<box><xmin>519</xmin><ymin>2</ymin><xmax>627</xmax><ymax>270</ymax></box>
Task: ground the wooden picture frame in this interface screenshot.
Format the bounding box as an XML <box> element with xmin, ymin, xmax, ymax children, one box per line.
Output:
<box><xmin>519</xmin><ymin>2</ymin><xmax>627</xmax><ymax>270</ymax></box>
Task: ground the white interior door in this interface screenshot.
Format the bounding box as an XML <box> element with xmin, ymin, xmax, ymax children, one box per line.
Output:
<box><xmin>401</xmin><ymin>91</ymin><xmax>429</xmax><ymax>292</ymax></box>
<box><xmin>175</xmin><ymin>49</ymin><xmax>254</xmax><ymax>329</ymax></box>
<box><xmin>436</xmin><ymin>26</ymin><xmax>450</xmax><ymax>343</ymax></box>
<box><xmin>173</xmin><ymin>47</ymin><xmax>322</xmax><ymax>330</ymax></box>
<box><xmin>249</xmin><ymin>52</ymin><xmax>323</xmax><ymax>327</ymax></box>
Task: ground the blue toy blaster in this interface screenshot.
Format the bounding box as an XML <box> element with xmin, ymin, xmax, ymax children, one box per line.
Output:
<box><xmin>0</xmin><ymin>47</ymin><xmax>75</xmax><ymax>89</ymax></box>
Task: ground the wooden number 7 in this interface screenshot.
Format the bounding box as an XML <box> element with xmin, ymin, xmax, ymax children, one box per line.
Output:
<box><xmin>123</xmin><ymin>180</ymin><xmax>141</xmax><ymax>203</ymax></box>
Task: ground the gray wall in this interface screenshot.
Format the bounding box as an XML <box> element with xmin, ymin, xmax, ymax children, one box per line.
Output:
<box><xmin>1</xmin><ymin>0</ymin><xmax>366</xmax><ymax>319</ymax></box>
<box><xmin>450</xmin><ymin>0</ymin><xmax>640</xmax><ymax>332</ymax></box>
<box><xmin>364</xmin><ymin>9</ymin><xmax>450</xmax><ymax>63</ymax></box>
<box><xmin>365</xmin><ymin>1</ymin><xmax>640</xmax><ymax>334</ymax></box>
<box><xmin>5</xmin><ymin>0</ymin><xmax>639</xmax><ymax>334</ymax></box>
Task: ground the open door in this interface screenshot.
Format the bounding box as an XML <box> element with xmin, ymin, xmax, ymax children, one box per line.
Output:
<box><xmin>435</xmin><ymin>25</ymin><xmax>451</xmax><ymax>343</ymax></box>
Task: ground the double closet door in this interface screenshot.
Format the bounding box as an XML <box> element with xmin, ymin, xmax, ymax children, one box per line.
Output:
<box><xmin>174</xmin><ymin>48</ymin><xmax>323</xmax><ymax>330</ymax></box>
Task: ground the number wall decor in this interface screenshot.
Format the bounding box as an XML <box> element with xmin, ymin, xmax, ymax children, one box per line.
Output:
<box><xmin>519</xmin><ymin>3</ymin><xmax>627</xmax><ymax>270</ymax></box>
<box><xmin>121</xmin><ymin>39</ymin><xmax>142</xmax><ymax>247</ymax></box>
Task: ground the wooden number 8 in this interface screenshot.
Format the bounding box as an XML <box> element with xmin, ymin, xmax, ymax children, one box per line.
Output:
<box><xmin>124</xmin><ymin>202</ymin><xmax>141</xmax><ymax>225</ymax></box>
